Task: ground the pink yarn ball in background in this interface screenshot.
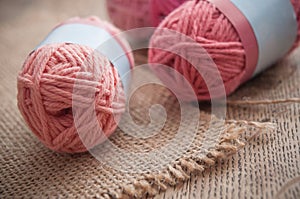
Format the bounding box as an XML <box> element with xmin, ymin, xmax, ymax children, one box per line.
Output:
<box><xmin>106</xmin><ymin>0</ymin><xmax>152</xmax><ymax>30</ymax></box>
<box><xmin>106</xmin><ymin>0</ymin><xmax>186</xmax><ymax>29</ymax></box>
<box><xmin>150</xmin><ymin>0</ymin><xmax>186</xmax><ymax>27</ymax></box>
<box><xmin>149</xmin><ymin>0</ymin><xmax>300</xmax><ymax>101</ymax></box>
<box><xmin>106</xmin><ymin>0</ymin><xmax>185</xmax><ymax>41</ymax></box>
<box><xmin>17</xmin><ymin>17</ymin><xmax>133</xmax><ymax>153</ymax></box>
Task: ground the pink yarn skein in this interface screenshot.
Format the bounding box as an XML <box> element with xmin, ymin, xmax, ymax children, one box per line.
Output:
<box><xmin>149</xmin><ymin>0</ymin><xmax>300</xmax><ymax>100</ymax></box>
<box><xmin>106</xmin><ymin>0</ymin><xmax>152</xmax><ymax>30</ymax></box>
<box><xmin>17</xmin><ymin>17</ymin><xmax>133</xmax><ymax>153</ymax></box>
<box><xmin>150</xmin><ymin>0</ymin><xmax>186</xmax><ymax>27</ymax></box>
<box><xmin>107</xmin><ymin>0</ymin><xmax>186</xmax><ymax>28</ymax></box>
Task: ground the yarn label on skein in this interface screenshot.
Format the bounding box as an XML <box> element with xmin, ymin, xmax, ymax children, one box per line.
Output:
<box><xmin>36</xmin><ymin>23</ymin><xmax>131</xmax><ymax>93</ymax></box>
<box><xmin>208</xmin><ymin>0</ymin><xmax>298</xmax><ymax>80</ymax></box>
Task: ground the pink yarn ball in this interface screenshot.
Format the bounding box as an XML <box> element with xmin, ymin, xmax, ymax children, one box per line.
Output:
<box><xmin>106</xmin><ymin>0</ymin><xmax>152</xmax><ymax>30</ymax></box>
<box><xmin>150</xmin><ymin>0</ymin><xmax>186</xmax><ymax>27</ymax></box>
<box><xmin>149</xmin><ymin>0</ymin><xmax>300</xmax><ymax>100</ymax></box>
<box><xmin>17</xmin><ymin>17</ymin><xmax>133</xmax><ymax>153</ymax></box>
<box><xmin>106</xmin><ymin>0</ymin><xmax>185</xmax><ymax>29</ymax></box>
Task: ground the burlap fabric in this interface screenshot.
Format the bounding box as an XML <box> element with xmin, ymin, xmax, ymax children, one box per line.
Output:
<box><xmin>1</xmin><ymin>1</ymin><xmax>299</xmax><ymax>198</ymax></box>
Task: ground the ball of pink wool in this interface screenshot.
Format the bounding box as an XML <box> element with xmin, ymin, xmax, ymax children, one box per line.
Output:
<box><xmin>106</xmin><ymin>0</ymin><xmax>185</xmax><ymax>29</ymax></box>
<box><xmin>150</xmin><ymin>0</ymin><xmax>186</xmax><ymax>27</ymax></box>
<box><xmin>149</xmin><ymin>0</ymin><xmax>300</xmax><ymax>100</ymax></box>
<box><xmin>17</xmin><ymin>17</ymin><xmax>134</xmax><ymax>153</ymax></box>
<box><xmin>106</xmin><ymin>0</ymin><xmax>152</xmax><ymax>30</ymax></box>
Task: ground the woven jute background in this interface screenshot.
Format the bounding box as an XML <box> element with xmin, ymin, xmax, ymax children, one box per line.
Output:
<box><xmin>1</xmin><ymin>1</ymin><xmax>300</xmax><ymax>198</ymax></box>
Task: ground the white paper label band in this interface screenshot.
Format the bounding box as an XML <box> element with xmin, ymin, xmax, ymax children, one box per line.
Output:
<box><xmin>231</xmin><ymin>0</ymin><xmax>298</xmax><ymax>76</ymax></box>
<box><xmin>36</xmin><ymin>23</ymin><xmax>131</xmax><ymax>94</ymax></box>
<box><xmin>209</xmin><ymin>0</ymin><xmax>298</xmax><ymax>80</ymax></box>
